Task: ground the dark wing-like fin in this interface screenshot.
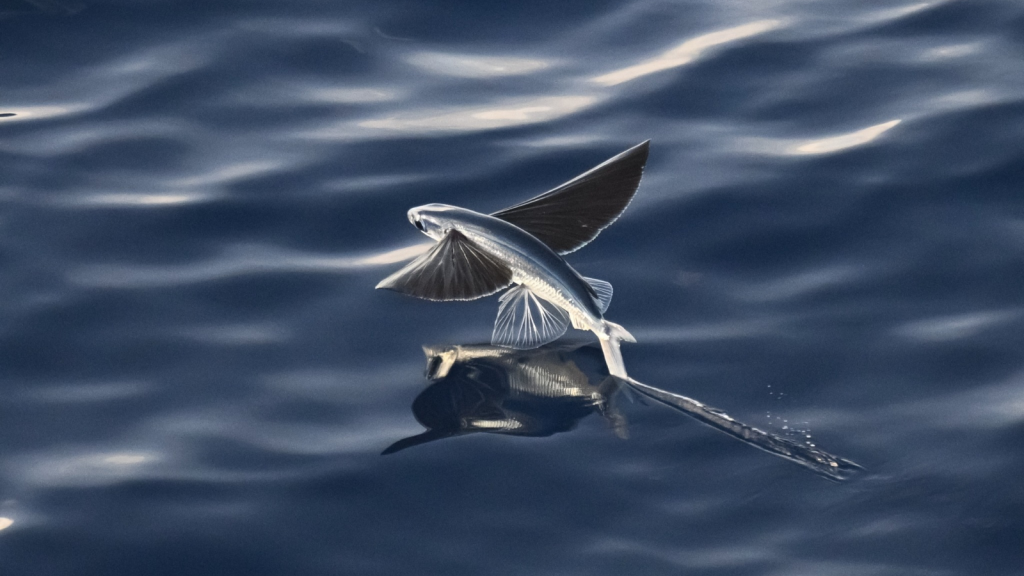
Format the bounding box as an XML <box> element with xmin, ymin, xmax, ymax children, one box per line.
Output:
<box><xmin>491</xmin><ymin>140</ymin><xmax>650</xmax><ymax>254</ymax></box>
<box><xmin>376</xmin><ymin>230</ymin><xmax>513</xmax><ymax>301</ymax></box>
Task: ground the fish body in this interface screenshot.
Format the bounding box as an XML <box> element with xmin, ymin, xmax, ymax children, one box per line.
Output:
<box><xmin>377</xmin><ymin>141</ymin><xmax>650</xmax><ymax>377</ymax></box>
<box><xmin>407</xmin><ymin>204</ymin><xmax>605</xmax><ymax>333</ymax></box>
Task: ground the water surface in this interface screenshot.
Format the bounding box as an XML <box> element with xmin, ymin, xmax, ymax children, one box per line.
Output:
<box><xmin>2</xmin><ymin>0</ymin><xmax>1024</xmax><ymax>574</ymax></box>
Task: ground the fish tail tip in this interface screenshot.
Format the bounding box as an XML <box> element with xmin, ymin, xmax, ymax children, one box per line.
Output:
<box><xmin>605</xmin><ymin>320</ymin><xmax>636</xmax><ymax>343</ymax></box>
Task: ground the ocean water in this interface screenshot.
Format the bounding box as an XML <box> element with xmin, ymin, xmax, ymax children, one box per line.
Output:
<box><xmin>2</xmin><ymin>0</ymin><xmax>1024</xmax><ymax>574</ymax></box>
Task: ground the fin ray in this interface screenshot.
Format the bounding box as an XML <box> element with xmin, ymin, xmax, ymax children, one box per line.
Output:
<box><xmin>492</xmin><ymin>285</ymin><xmax>570</xmax><ymax>349</ymax></box>
<box><xmin>583</xmin><ymin>276</ymin><xmax>613</xmax><ymax>313</ymax></box>
<box><xmin>570</xmin><ymin>312</ymin><xmax>588</xmax><ymax>331</ymax></box>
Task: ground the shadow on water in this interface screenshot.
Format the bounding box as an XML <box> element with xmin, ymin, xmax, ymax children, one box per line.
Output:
<box><xmin>384</xmin><ymin>341</ymin><xmax>863</xmax><ymax>482</ymax></box>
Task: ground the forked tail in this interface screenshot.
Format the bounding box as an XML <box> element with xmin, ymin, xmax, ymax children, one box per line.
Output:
<box><xmin>599</xmin><ymin>320</ymin><xmax>635</xmax><ymax>379</ymax></box>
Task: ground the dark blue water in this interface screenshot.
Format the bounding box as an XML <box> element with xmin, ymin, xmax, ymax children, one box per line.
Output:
<box><xmin>3</xmin><ymin>0</ymin><xmax>1024</xmax><ymax>574</ymax></box>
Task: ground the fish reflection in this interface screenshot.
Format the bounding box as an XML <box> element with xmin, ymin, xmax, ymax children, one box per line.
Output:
<box><xmin>385</xmin><ymin>342</ymin><xmax>863</xmax><ymax>482</ymax></box>
<box><xmin>382</xmin><ymin>343</ymin><xmax>627</xmax><ymax>455</ymax></box>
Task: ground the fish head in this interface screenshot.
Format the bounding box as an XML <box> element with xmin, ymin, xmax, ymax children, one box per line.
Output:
<box><xmin>407</xmin><ymin>203</ymin><xmax>457</xmax><ymax>241</ymax></box>
<box><xmin>422</xmin><ymin>344</ymin><xmax>460</xmax><ymax>380</ymax></box>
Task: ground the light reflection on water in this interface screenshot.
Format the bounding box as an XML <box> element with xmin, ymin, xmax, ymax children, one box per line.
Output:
<box><xmin>67</xmin><ymin>242</ymin><xmax>433</xmax><ymax>288</ymax></box>
<box><xmin>358</xmin><ymin>95</ymin><xmax>599</xmax><ymax>133</ymax></box>
<box><xmin>405</xmin><ymin>51</ymin><xmax>553</xmax><ymax>78</ymax></box>
<box><xmin>892</xmin><ymin>309</ymin><xmax>1022</xmax><ymax>342</ymax></box>
<box><xmin>312</xmin><ymin>19</ymin><xmax>788</xmax><ymax>136</ymax></box>
<box><xmin>789</xmin><ymin>119</ymin><xmax>902</xmax><ymax>155</ymax></box>
<box><xmin>737</xmin><ymin>118</ymin><xmax>903</xmax><ymax>156</ymax></box>
<box><xmin>590</xmin><ymin>20</ymin><xmax>784</xmax><ymax>86</ymax></box>
<box><xmin>19</xmin><ymin>451</ymin><xmax>161</xmax><ymax>488</ymax></box>
<box><xmin>0</xmin><ymin>105</ymin><xmax>89</xmax><ymax>123</ymax></box>
<box><xmin>63</xmin><ymin>192</ymin><xmax>214</xmax><ymax>207</ymax></box>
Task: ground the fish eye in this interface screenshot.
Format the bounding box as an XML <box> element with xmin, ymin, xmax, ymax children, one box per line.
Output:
<box><xmin>414</xmin><ymin>218</ymin><xmax>425</xmax><ymax>231</ymax></box>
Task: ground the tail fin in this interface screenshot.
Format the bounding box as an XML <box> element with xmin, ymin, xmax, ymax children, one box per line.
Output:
<box><xmin>599</xmin><ymin>320</ymin><xmax>634</xmax><ymax>379</ymax></box>
<box><xmin>605</xmin><ymin>320</ymin><xmax>636</xmax><ymax>343</ymax></box>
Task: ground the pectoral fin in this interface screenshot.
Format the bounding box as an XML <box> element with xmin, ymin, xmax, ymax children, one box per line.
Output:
<box><xmin>491</xmin><ymin>285</ymin><xmax>570</xmax><ymax>349</ymax></box>
<box><xmin>491</xmin><ymin>141</ymin><xmax>649</xmax><ymax>254</ymax></box>
<box><xmin>376</xmin><ymin>230</ymin><xmax>513</xmax><ymax>301</ymax></box>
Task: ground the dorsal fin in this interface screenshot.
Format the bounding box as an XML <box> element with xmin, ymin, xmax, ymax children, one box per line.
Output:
<box><xmin>582</xmin><ymin>276</ymin><xmax>613</xmax><ymax>313</ymax></box>
<box><xmin>491</xmin><ymin>141</ymin><xmax>650</xmax><ymax>255</ymax></box>
<box><xmin>376</xmin><ymin>230</ymin><xmax>513</xmax><ymax>301</ymax></box>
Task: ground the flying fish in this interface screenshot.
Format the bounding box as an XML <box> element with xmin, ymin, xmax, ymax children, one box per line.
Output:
<box><xmin>376</xmin><ymin>141</ymin><xmax>650</xmax><ymax>377</ymax></box>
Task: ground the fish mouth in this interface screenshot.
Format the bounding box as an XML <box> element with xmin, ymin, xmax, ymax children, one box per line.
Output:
<box><xmin>407</xmin><ymin>209</ymin><xmax>431</xmax><ymax>233</ymax></box>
